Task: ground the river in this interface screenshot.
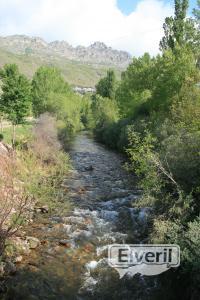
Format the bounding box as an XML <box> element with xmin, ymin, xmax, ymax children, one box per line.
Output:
<box><xmin>3</xmin><ymin>133</ymin><xmax>156</xmax><ymax>300</ymax></box>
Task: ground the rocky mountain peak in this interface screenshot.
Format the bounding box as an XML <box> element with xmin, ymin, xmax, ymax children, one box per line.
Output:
<box><xmin>0</xmin><ymin>35</ymin><xmax>132</xmax><ymax>67</ymax></box>
<box><xmin>89</xmin><ymin>42</ymin><xmax>108</xmax><ymax>50</ymax></box>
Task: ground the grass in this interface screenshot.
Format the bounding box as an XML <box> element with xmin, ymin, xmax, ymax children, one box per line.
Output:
<box><xmin>1</xmin><ymin>123</ymin><xmax>33</xmax><ymax>145</ymax></box>
<box><xmin>1</xmin><ymin>117</ymin><xmax>72</xmax><ymax>213</ymax></box>
<box><xmin>0</xmin><ymin>47</ymin><xmax>123</xmax><ymax>87</ymax></box>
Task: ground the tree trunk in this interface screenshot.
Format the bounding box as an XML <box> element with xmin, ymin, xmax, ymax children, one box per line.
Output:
<box><xmin>12</xmin><ymin>124</ymin><xmax>16</xmax><ymax>149</ymax></box>
<box><xmin>0</xmin><ymin>117</ymin><xmax>3</xmax><ymax>133</ymax></box>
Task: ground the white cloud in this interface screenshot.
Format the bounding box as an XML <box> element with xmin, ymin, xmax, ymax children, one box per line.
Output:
<box><xmin>0</xmin><ymin>0</ymin><xmax>173</xmax><ymax>56</ymax></box>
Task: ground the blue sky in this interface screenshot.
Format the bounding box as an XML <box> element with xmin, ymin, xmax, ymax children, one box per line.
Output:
<box><xmin>117</xmin><ymin>0</ymin><xmax>198</xmax><ymax>15</ymax></box>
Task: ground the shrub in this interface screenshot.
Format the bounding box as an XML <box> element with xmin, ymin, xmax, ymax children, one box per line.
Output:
<box><xmin>0</xmin><ymin>155</ymin><xmax>31</xmax><ymax>256</ymax></box>
<box><xmin>31</xmin><ymin>113</ymin><xmax>61</xmax><ymax>163</ymax></box>
<box><xmin>19</xmin><ymin>113</ymin><xmax>71</xmax><ymax>210</ymax></box>
<box><xmin>161</xmin><ymin>131</ymin><xmax>200</xmax><ymax>194</ymax></box>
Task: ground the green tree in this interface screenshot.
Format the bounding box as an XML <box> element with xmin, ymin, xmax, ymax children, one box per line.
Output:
<box><xmin>193</xmin><ymin>0</ymin><xmax>200</xmax><ymax>67</ymax></box>
<box><xmin>193</xmin><ymin>0</ymin><xmax>200</xmax><ymax>25</ymax></box>
<box><xmin>160</xmin><ymin>0</ymin><xmax>189</xmax><ymax>50</ymax></box>
<box><xmin>80</xmin><ymin>95</ymin><xmax>94</xmax><ymax>129</ymax></box>
<box><xmin>32</xmin><ymin>66</ymin><xmax>70</xmax><ymax>116</ymax></box>
<box><xmin>92</xmin><ymin>94</ymin><xmax>119</xmax><ymax>128</ymax></box>
<box><xmin>95</xmin><ymin>70</ymin><xmax>116</xmax><ymax>99</ymax></box>
<box><xmin>116</xmin><ymin>53</ymin><xmax>156</xmax><ymax>117</ymax></box>
<box><xmin>0</xmin><ymin>64</ymin><xmax>31</xmax><ymax>147</ymax></box>
<box><xmin>150</xmin><ymin>46</ymin><xmax>199</xmax><ymax>114</ymax></box>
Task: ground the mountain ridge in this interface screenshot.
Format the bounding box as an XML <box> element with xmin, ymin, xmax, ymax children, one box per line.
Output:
<box><xmin>0</xmin><ymin>35</ymin><xmax>132</xmax><ymax>67</ymax></box>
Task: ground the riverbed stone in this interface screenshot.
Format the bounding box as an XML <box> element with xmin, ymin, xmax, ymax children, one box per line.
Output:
<box><xmin>14</xmin><ymin>256</ymin><xmax>23</xmax><ymax>263</ymax></box>
<box><xmin>0</xmin><ymin>262</ymin><xmax>5</xmax><ymax>277</ymax></box>
<box><xmin>34</xmin><ymin>205</ymin><xmax>49</xmax><ymax>214</ymax></box>
<box><xmin>26</xmin><ymin>236</ymin><xmax>40</xmax><ymax>249</ymax></box>
<box><xmin>6</xmin><ymin>237</ymin><xmax>30</xmax><ymax>256</ymax></box>
<box><xmin>59</xmin><ymin>239</ymin><xmax>71</xmax><ymax>247</ymax></box>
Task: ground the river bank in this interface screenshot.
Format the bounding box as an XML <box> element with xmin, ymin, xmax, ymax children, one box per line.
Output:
<box><xmin>1</xmin><ymin>132</ymin><xmax>155</xmax><ymax>300</ymax></box>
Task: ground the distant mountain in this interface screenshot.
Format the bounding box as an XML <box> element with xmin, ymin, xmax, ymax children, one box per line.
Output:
<box><xmin>0</xmin><ymin>35</ymin><xmax>131</xmax><ymax>67</ymax></box>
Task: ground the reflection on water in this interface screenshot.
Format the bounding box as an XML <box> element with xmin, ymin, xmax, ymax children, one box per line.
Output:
<box><xmin>4</xmin><ymin>133</ymin><xmax>154</xmax><ymax>300</ymax></box>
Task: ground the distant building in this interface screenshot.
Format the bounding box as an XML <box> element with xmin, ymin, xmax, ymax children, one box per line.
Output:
<box><xmin>73</xmin><ymin>86</ymin><xmax>96</xmax><ymax>95</ymax></box>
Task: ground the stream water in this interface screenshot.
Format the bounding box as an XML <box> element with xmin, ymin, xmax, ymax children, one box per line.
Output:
<box><xmin>3</xmin><ymin>133</ymin><xmax>157</xmax><ymax>300</ymax></box>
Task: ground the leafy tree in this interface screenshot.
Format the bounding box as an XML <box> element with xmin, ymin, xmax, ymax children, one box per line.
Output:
<box><xmin>160</xmin><ymin>0</ymin><xmax>189</xmax><ymax>50</ymax></box>
<box><xmin>32</xmin><ymin>66</ymin><xmax>70</xmax><ymax>116</ymax></box>
<box><xmin>92</xmin><ymin>94</ymin><xmax>119</xmax><ymax>127</ymax></box>
<box><xmin>32</xmin><ymin>65</ymin><xmax>90</xmax><ymax>143</ymax></box>
<box><xmin>193</xmin><ymin>0</ymin><xmax>200</xmax><ymax>25</ymax></box>
<box><xmin>0</xmin><ymin>64</ymin><xmax>31</xmax><ymax>146</ymax></box>
<box><xmin>150</xmin><ymin>46</ymin><xmax>199</xmax><ymax>114</ymax></box>
<box><xmin>95</xmin><ymin>70</ymin><xmax>116</xmax><ymax>99</ymax></box>
<box><xmin>116</xmin><ymin>53</ymin><xmax>156</xmax><ymax>117</ymax></box>
<box><xmin>193</xmin><ymin>0</ymin><xmax>200</xmax><ymax>67</ymax></box>
<box><xmin>160</xmin><ymin>0</ymin><xmax>200</xmax><ymax>58</ymax></box>
<box><xmin>80</xmin><ymin>95</ymin><xmax>94</xmax><ymax>129</ymax></box>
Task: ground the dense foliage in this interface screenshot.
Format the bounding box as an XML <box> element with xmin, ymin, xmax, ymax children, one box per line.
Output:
<box><xmin>92</xmin><ymin>1</ymin><xmax>200</xmax><ymax>298</ymax></box>
<box><xmin>0</xmin><ymin>64</ymin><xmax>32</xmax><ymax>145</ymax></box>
<box><xmin>0</xmin><ymin>64</ymin><xmax>90</xmax><ymax>146</ymax></box>
<box><xmin>95</xmin><ymin>70</ymin><xmax>117</xmax><ymax>100</ymax></box>
<box><xmin>31</xmin><ymin>66</ymin><xmax>91</xmax><ymax>144</ymax></box>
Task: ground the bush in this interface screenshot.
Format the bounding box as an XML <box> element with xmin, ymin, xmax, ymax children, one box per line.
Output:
<box><xmin>21</xmin><ymin>113</ymin><xmax>71</xmax><ymax>209</ymax></box>
<box><xmin>0</xmin><ymin>155</ymin><xmax>32</xmax><ymax>256</ymax></box>
<box><xmin>161</xmin><ymin>131</ymin><xmax>200</xmax><ymax>194</ymax></box>
<box><xmin>31</xmin><ymin>113</ymin><xmax>61</xmax><ymax>163</ymax></box>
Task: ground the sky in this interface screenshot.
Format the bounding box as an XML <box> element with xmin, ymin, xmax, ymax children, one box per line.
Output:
<box><xmin>118</xmin><ymin>0</ymin><xmax>197</xmax><ymax>15</ymax></box>
<box><xmin>0</xmin><ymin>0</ymin><xmax>198</xmax><ymax>57</ymax></box>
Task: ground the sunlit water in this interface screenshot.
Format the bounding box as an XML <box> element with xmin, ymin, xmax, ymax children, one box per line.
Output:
<box><xmin>3</xmin><ymin>133</ymin><xmax>156</xmax><ymax>300</ymax></box>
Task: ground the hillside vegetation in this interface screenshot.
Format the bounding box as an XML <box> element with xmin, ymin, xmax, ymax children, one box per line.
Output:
<box><xmin>0</xmin><ymin>37</ymin><xmax>127</xmax><ymax>87</ymax></box>
<box><xmin>0</xmin><ymin>47</ymin><xmax>122</xmax><ymax>87</ymax></box>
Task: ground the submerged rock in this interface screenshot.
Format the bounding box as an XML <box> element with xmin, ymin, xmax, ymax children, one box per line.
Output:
<box><xmin>84</xmin><ymin>165</ymin><xmax>94</xmax><ymax>171</ymax></box>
